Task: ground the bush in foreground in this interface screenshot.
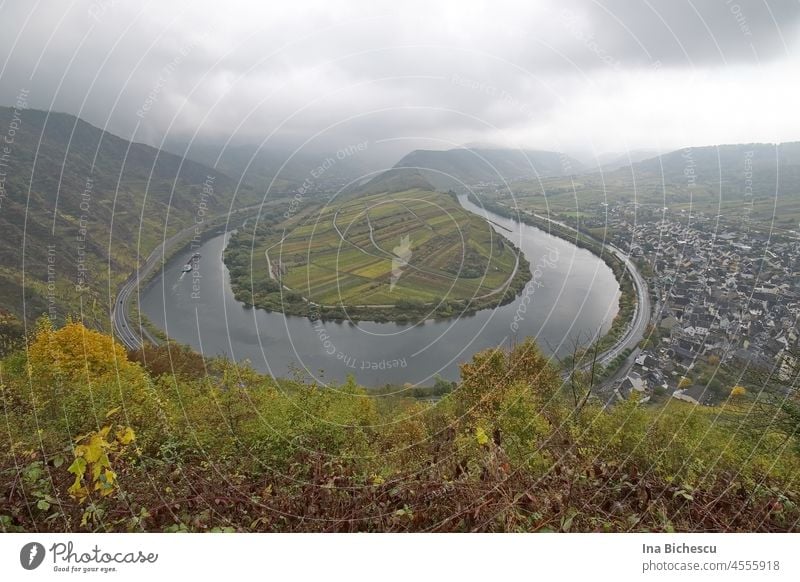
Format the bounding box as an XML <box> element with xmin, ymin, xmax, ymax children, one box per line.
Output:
<box><xmin>1</xmin><ymin>321</ymin><xmax>798</xmax><ymax>532</ymax></box>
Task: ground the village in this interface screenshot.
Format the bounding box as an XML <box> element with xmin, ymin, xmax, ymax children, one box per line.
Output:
<box><xmin>582</xmin><ymin>200</ymin><xmax>800</xmax><ymax>406</ymax></box>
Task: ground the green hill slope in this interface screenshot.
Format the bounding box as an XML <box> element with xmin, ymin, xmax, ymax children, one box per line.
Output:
<box><xmin>3</xmin><ymin>322</ymin><xmax>798</xmax><ymax>532</ymax></box>
<box><xmin>0</xmin><ymin>107</ymin><xmax>256</xmax><ymax>326</ymax></box>
<box><xmin>501</xmin><ymin>142</ymin><xmax>800</xmax><ymax>227</ymax></box>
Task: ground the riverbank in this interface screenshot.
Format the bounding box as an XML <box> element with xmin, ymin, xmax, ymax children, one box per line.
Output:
<box><xmin>139</xmin><ymin>196</ymin><xmax>620</xmax><ymax>384</ymax></box>
<box><xmin>112</xmin><ymin>204</ymin><xmax>270</xmax><ymax>350</ymax></box>
<box><xmin>466</xmin><ymin>193</ymin><xmax>642</xmax><ymax>375</ymax></box>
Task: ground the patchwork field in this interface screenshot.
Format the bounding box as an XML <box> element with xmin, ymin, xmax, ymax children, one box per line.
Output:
<box><xmin>224</xmin><ymin>189</ymin><xmax>530</xmax><ymax>321</ymax></box>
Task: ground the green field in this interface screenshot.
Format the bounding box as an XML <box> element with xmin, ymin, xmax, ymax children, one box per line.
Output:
<box><xmin>224</xmin><ymin>190</ymin><xmax>530</xmax><ymax>321</ymax></box>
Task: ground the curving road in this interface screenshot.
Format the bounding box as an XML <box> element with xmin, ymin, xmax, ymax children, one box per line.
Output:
<box><xmin>594</xmin><ymin>243</ymin><xmax>650</xmax><ymax>369</ymax></box>
<box><xmin>111</xmin><ymin>205</ymin><xmax>263</xmax><ymax>350</ymax></box>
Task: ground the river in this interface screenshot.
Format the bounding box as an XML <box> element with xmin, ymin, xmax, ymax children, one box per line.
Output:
<box><xmin>139</xmin><ymin>195</ymin><xmax>620</xmax><ymax>386</ymax></box>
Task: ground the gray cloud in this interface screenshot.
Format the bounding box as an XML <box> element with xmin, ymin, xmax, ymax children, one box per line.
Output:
<box><xmin>1</xmin><ymin>0</ymin><xmax>799</xmax><ymax>162</ymax></box>
<box><xmin>563</xmin><ymin>0</ymin><xmax>800</xmax><ymax>66</ymax></box>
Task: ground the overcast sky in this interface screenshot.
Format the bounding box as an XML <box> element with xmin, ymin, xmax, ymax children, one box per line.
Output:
<box><xmin>1</xmin><ymin>0</ymin><xmax>799</xmax><ymax>163</ymax></box>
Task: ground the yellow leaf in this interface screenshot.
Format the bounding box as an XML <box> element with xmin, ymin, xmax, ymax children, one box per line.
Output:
<box><xmin>95</xmin><ymin>469</ymin><xmax>117</xmax><ymax>496</ymax></box>
<box><xmin>116</xmin><ymin>426</ymin><xmax>136</xmax><ymax>445</ymax></box>
<box><xmin>84</xmin><ymin>435</ymin><xmax>105</xmax><ymax>463</ymax></box>
<box><xmin>91</xmin><ymin>454</ymin><xmax>111</xmax><ymax>480</ymax></box>
<box><xmin>475</xmin><ymin>426</ymin><xmax>490</xmax><ymax>446</ymax></box>
<box><xmin>68</xmin><ymin>481</ymin><xmax>88</xmax><ymax>501</ymax></box>
<box><xmin>67</xmin><ymin>457</ymin><xmax>87</xmax><ymax>478</ymax></box>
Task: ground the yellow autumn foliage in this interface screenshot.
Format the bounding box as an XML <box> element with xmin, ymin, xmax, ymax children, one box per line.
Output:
<box><xmin>68</xmin><ymin>422</ymin><xmax>136</xmax><ymax>502</ymax></box>
<box><xmin>475</xmin><ymin>426</ymin><xmax>490</xmax><ymax>446</ymax></box>
<box><xmin>23</xmin><ymin>317</ymin><xmax>160</xmax><ymax>449</ymax></box>
<box><xmin>28</xmin><ymin>317</ymin><xmax>134</xmax><ymax>385</ymax></box>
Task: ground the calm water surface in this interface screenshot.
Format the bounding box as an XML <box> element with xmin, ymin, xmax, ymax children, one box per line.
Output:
<box><xmin>140</xmin><ymin>196</ymin><xmax>620</xmax><ymax>385</ymax></box>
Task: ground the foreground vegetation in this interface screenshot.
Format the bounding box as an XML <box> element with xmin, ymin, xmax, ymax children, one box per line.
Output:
<box><xmin>1</xmin><ymin>318</ymin><xmax>798</xmax><ymax>532</ymax></box>
<box><xmin>224</xmin><ymin>189</ymin><xmax>530</xmax><ymax>322</ymax></box>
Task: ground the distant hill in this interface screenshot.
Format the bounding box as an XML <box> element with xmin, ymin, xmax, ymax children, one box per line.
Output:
<box><xmin>588</xmin><ymin>149</ymin><xmax>662</xmax><ymax>172</ymax></box>
<box><xmin>630</xmin><ymin>142</ymin><xmax>800</xmax><ymax>189</ymax></box>
<box><xmin>350</xmin><ymin>168</ymin><xmax>437</xmax><ymax>196</ymax></box>
<box><xmin>0</xmin><ymin>107</ymin><xmax>255</xmax><ymax>325</ymax></box>
<box><xmin>168</xmin><ymin>141</ymin><xmax>376</xmax><ymax>194</ymax></box>
<box><xmin>385</xmin><ymin>147</ymin><xmax>585</xmax><ymax>191</ymax></box>
<box><xmin>625</xmin><ymin>142</ymin><xmax>800</xmax><ymax>217</ymax></box>
<box><xmin>497</xmin><ymin>141</ymin><xmax>800</xmax><ymax>226</ymax></box>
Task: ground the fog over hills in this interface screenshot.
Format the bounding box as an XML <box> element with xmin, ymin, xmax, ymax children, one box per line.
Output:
<box><xmin>622</xmin><ymin>142</ymin><xmax>800</xmax><ymax>206</ymax></box>
<box><xmin>3</xmin><ymin>2</ymin><xmax>799</xmax><ymax>159</ymax></box>
<box><xmin>389</xmin><ymin>148</ymin><xmax>585</xmax><ymax>191</ymax></box>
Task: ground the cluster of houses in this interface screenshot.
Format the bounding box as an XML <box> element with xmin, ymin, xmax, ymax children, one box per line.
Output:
<box><xmin>469</xmin><ymin>185</ymin><xmax>799</xmax><ymax>407</ymax></box>
<box><xmin>600</xmin><ymin>204</ymin><xmax>800</xmax><ymax>406</ymax></box>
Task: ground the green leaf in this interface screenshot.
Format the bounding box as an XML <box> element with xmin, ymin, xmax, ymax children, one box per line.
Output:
<box><xmin>67</xmin><ymin>457</ymin><xmax>87</xmax><ymax>478</ymax></box>
<box><xmin>37</xmin><ymin>499</ymin><xmax>51</xmax><ymax>511</ymax></box>
<box><xmin>25</xmin><ymin>464</ymin><xmax>43</xmax><ymax>482</ymax></box>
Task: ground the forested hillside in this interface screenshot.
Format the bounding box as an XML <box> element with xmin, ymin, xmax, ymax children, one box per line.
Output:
<box><xmin>506</xmin><ymin>142</ymin><xmax>800</xmax><ymax>226</ymax></box>
<box><xmin>0</xmin><ymin>107</ymin><xmax>256</xmax><ymax>327</ymax></box>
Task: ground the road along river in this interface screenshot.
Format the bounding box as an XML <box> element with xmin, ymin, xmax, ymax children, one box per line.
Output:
<box><xmin>139</xmin><ymin>196</ymin><xmax>621</xmax><ymax>386</ymax></box>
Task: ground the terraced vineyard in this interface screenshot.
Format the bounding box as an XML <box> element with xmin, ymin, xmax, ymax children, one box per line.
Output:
<box><xmin>224</xmin><ymin>190</ymin><xmax>531</xmax><ymax>321</ymax></box>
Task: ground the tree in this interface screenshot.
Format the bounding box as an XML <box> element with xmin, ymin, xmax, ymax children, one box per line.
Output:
<box><xmin>24</xmin><ymin>317</ymin><xmax>161</xmax><ymax>448</ymax></box>
<box><xmin>456</xmin><ymin>339</ymin><xmax>560</xmax><ymax>423</ymax></box>
<box><xmin>545</xmin><ymin>329</ymin><xmax>602</xmax><ymax>417</ymax></box>
<box><xmin>128</xmin><ymin>342</ymin><xmax>207</xmax><ymax>379</ymax></box>
<box><xmin>730</xmin><ymin>385</ymin><xmax>747</xmax><ymax>397</ymax></box>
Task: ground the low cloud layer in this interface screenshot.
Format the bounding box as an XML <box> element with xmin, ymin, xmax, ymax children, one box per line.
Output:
<box><xmin>1</xmin><ymin>0</ymin><xmax>798</xmax><ymax>163</ymax></box>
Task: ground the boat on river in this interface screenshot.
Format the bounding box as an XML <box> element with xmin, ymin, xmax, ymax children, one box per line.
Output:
<box><xmin>181</xmin><ymin>253</ymin><xmax>201</xmax><ymax>273</ymax></box>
